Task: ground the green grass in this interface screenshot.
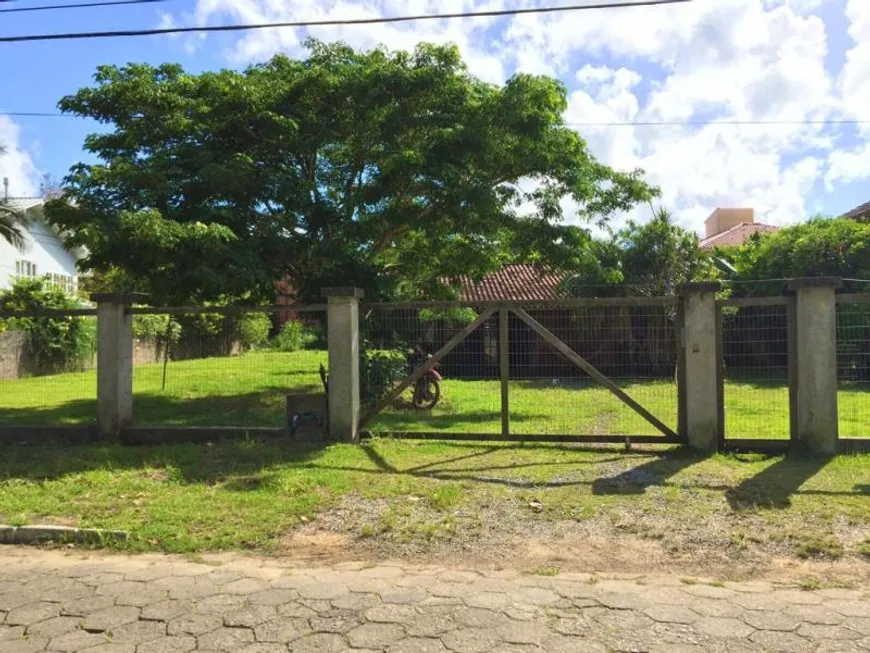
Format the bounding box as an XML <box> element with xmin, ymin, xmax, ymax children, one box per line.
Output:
<box><xmin>0</xmin><ymin>350</ymin><xmax>868</xmax><ymax>439</ymax></box>
<box><xmin>0</xmin><ymin>438</ymin><xmax>868</xmax><ymax>555</ymax></box>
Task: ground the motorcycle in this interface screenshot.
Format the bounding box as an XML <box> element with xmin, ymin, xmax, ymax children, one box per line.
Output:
<box><xmin>412</xmin><ymin>355</ymin><xmax>442</xmax><ymax>409</ymax></box>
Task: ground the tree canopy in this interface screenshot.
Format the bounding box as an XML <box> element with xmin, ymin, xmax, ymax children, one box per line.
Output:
<box><xmin>715</xmin><ymin>217</ymin><xmax>870</xmax><ymax>295</ymax></box>
<box><xmin>47</xmin><ymin>39</ymin><xmax>656</xmax><ymax>304</ymax></box>
<box><xmin>564</xmin><ymin>207</ymin><xmax>713</xmax><ymax>297</ymax></box>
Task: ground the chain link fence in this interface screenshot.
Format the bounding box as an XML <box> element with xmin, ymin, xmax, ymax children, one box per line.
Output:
<box><xmin>836</xmin><ymin>298</ymin><xmax>870</xmax><ymax>438</ymax></box>
<box><xmin>0</xmin><ymin>310</ymin><xmax>98</xmax><ymax>425</ymax></box>
<box><xmin>130</xmin><ymin>306</ymin><xmax>327</xmax><ymax>427</ymax></box>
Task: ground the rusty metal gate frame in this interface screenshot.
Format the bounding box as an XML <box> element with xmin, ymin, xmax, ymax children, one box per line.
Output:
<box><xmin>358</xmin><ymin>298</ymin><xmax>683</xmax><ymax>444</ymax></box>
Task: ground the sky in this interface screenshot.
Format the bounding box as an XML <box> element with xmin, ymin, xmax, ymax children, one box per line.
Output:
<box><xmin>0</xmin><ymin>0</ymin><xmax>868</xmax><ymax>236</ymax></box>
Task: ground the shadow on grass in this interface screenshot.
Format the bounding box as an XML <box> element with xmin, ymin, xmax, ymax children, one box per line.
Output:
<box><xmin>0</xmin><ymin>389</ymin><xmax>325</xmax><ymax>427</ymax></box>
<box><xmin>591</xmin><ymin>448</ymin><xmax>702</xmax><ymax>495</ymax></box>
<box><xmin>725</xmin><ymin>455</ymin><xmax>835</xmax><ymax>509</ymax></box>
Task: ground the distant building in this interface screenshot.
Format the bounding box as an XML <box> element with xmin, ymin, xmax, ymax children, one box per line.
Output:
<box><xmin>843</xmin><ymin>200</ymin><xmax>870</xmax><ymax>221</ymax></box>
<box><xmin>0</xmin><ymin>198</ymin><xmax>82</xmax><ymax>294</ymax></box>
<box><xmin>699</xmin><ymin>208</ymin><xmax>779</xmax><ymax>249</ymax></box>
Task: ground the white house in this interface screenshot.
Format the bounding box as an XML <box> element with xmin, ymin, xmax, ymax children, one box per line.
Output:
<box><xmin>0</xmin><ymin>198</ymin><xmax>81</xmax><ymax>294</ymax></box>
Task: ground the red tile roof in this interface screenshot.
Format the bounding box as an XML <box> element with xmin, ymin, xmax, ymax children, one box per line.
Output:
<box><xmin>844</xmin><ymin>200</ymin><xmax>870</xmax><ymax>221</ymax></box>
<box><xmin>700</xmin><ymin>222</ymin><xmax>779</xmax><ymax>249</ymax></box>
<box><xmin>453</xmin><ymin>264</ymin><xmax>566</xmax><ymax>301</ymax></box>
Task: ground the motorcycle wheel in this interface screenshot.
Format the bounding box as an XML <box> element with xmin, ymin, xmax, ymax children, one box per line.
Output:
<box><xmin>413</xmin><ymin>379</ymin><xmax>441</xmax><ymax>409</ymax></box>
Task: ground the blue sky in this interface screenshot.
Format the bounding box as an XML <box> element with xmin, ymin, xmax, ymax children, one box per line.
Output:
<box><xmin>1</xmin><ymin>0</ymin><xmax>869</xmax><ymax>235</ymax></box>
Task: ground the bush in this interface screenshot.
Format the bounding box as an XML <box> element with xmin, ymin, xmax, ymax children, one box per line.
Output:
<box><xmin>360</xmin><ymin>348</ymin><xmax>408</xmax><ymax>406</ymax></box>
<box><xmin>0</xmin><ymin>278</ymin><xmax>96</xmax><ymax>372</ymax></box>
<box><xmin>133</xmin><ymin>313</ymin><xmax>182</xmax><ymax>342</ymax></box>
<box><xmin>236</xmin><ymin>312</ymin><xmax>271</xmax><ymax>351</ymax></box>
<box><xmin>272</xmin><ymin>319</ymin><xmax>317</xmax><ymax>352</ymax></box>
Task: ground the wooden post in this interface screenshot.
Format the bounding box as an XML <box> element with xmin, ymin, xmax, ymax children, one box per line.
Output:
<box><xmin>499</xmin><ymin>308</ymin><xmax>509</xmax><ymax>437</ymax></box>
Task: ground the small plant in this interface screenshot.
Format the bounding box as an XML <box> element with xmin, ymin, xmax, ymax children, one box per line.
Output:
<box><xmin>709</xmin><ymin>579</ymin><xmax>725</xmax><ymax>588</ymax></box>
<box><xmin>236</xmin><ymin>312</ymin><xmax>271</xmax><ymax>351</ymax></box>
<box><xmin>680</xmin><ymin>577</ymin><xmax>697</xmax><ymax>585</ymax></box>
<box><xmin>359</xmin><ymin>524</ymin><xmax>375</xmax><ymax>538</ymax></box>
<box><xmin>429</xmin><ymin>484</ymin><xmax>463</xmax><ymax>510</ymax></box>
<box><xmin>272</xmin><ymin>319</ymin><xmax>316</xmax><ymax>352</ymax></box>
<box><xmin>793</xmin><ymin>534</ymin><xmax>844</xmax><ymax>560</ymax></box>
<box><xmin>797</xmin><ymin>577</ymin><xmax>822</xmax><ymax>591</ymax></box>
<box><xmin>533</xmin><ymin>566</ymin><xmax>560</xmax><ymax>577</ymax></box>
<box><xmin>8</xmin><ymin>514</ymin><xmax>28</xmax><ymax>527</ymax></box>
<box><xmin>859</xmin><ymin>538</ymin><xmax>870</xmax><ymax>558</ymax></box>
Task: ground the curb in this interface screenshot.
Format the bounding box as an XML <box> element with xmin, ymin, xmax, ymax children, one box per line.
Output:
<box><xmin>0</xmin><ymin>525</ymin><xmax>129</xmax><ymax>544</ymax></box>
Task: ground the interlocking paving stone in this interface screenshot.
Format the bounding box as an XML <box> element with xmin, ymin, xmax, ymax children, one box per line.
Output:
<box><xmin>166</xmin><ymin>612</ymin><xmax>222</xmax><ymax>636</ymax></box>
<box><xmin>135</xmin><ymin>635</ymin><xmax>197</xmax><ymax>653</ymax></box>
<box><xmin>287</xmin><ymin>632</ymin><xmax>348</xmax><ymax>653</ymax></box>
<box><xmin>388</xmin><ymin>637</ymin><xmax>449</xmax><ymax>653</ymax></box>
<box><xmin>196</xmin><ymin>626</ymin><xmax>255</xmax><ymax>651</ymax></box>
<box><xmin>7</xmin><ymin>551</ymin><xmax>870</xmax><ymax>653</ymax></box>
<box><xmin>644</xmin><ymin>604</ymin><xmax>699</xmax><ymax>624</ymax></box>
<box><xmin>252</xmin><ymin>617</ymin><xmax>309</xmax><ymax>643</ymax></box>
<box><xmin>365</xmin><ymin>603</ymin><xmax>419</xmax><ymax>623</ymax></box>
<box><xmin>694</xmin><ymin>616</ymin><xmax>755</xmax><ymax>639</ymax></box>
<box><xmin>347</xmin><ymin>623</ymin><xmax>406</xmax><ymax>648</ymax></box>
<box><xmin>440</xmin><ymin>626</ymin><xmax>501</xmax><ymax>653</ymax></box>
<box><xmin>742</xmin><ymin>610</ymin><xmax>803</xmax><ymax>631</ymax></box>
<box><xmin>81</xmin><ymin>606</ymin><xmax>140</xmax><ymax>632</ymax></box>
<box><xmin>6</xmin><ymin>601</ymin><xmax>61</xmax><ymax>626</ymax></box>
<box><xmin>222</xmin><ymin>605</ymin><xmax>277</xmax><ymax>628</ymax></box>
<box><xmin>0</xmin><ymin>636</ymin><xmax>49</xmax><ymax>653</ymax></box>
<box><xmin>106</xmin><ymin>619</ymin><xmax>166</xmax><ymax>644</ymax></box>
<box><xmin>331</xmin><ymin>593</ymin><xmax>380</xmax><ymax>612</ymax></box>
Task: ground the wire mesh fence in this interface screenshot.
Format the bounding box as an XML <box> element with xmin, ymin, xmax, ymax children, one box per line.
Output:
<box><xmin>509</xmin><ymin>303</ymin><xmax>678</xmax><ymax>437</ymax></box>
<box><xmin>358</xmin><ymin>301</ymin><xmax>679</xmax><ymax>438</ymax></box>
<box><xmin>836</xmin><ymin>300</ymin><xmax>870</xmax><ymax>438</ymax></box>
<box><xmin>719</xmin><ymin>302</ymin><xmax>791</xmax><ymax>439</ymax></box>
<box><xmin>131</xmin><ymin>307</ymin><xmax>327</xmax><ymax>427</ymax></box>
<box><xmin>359</xmin><ymin>304</ymin><xmax>502</xmax><ymax>435</ymax></box>
<box><xmin>0</xmin><ymin>311</ymin><xmax>98</xmax><ymax>425</ymax></box>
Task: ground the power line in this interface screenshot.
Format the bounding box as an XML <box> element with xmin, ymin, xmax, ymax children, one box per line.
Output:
<box><xmin>2</xmin><ymin>111</ymin><xmax>868</xmax><ymax>128</ymax></box>
<box><xmin>0</xmin><ymin>0</ymin><xmax>690</xmax><ymax>43</ymax></box>
<box><xmin>0</xmin><ymin>0</ymin><xmax>162</xmax><ymax>14</ymax></box>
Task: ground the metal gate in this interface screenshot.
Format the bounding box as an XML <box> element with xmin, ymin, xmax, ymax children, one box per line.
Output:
<box><xmin>358</xmin><ymin>299</ymin><xmax>683</xmax><ymax>444</ymax></box>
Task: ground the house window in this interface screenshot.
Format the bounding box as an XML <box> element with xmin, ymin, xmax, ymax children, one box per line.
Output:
<box><xmin>47</xmin><ymin>273</ymin><xmax>76</xmax><ymax>295</ymax></box>
<box><xmin>14</xmin><ymin>260</ymin><xmax>37</xmax><ymax>278</ymax></box>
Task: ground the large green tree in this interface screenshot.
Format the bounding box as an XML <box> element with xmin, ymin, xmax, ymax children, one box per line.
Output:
<box><xmin>717</xmin><ymin>217</ymin><xmax>870</xmax><ymax>295</ymax></box>
<box><xmin>564</xmin><ymin>207</ymin><xmax>713</xmax><ymax>296</ymax></box>
<box><xmin>47</xmin><ymin>39</ymin><xmax>656</xmax><ymax>304</ymax></box>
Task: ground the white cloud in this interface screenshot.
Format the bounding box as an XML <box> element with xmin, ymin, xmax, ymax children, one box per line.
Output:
<box><xmin>0</xmin><ymin>118</ymin><xmax>40</xmax><ymax>199</ymax></box>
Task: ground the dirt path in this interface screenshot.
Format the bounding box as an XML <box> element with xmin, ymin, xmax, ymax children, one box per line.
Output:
<box><xmin>2</xmin><ymin>546</ymin><xmax>870</xmax><ymax>652</ymax></box>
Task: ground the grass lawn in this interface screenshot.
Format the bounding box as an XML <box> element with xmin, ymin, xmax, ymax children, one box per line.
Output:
<box><xmin>0</xmin><ymin>438</ymin><xmax>868</xmax><ymax>563</ymax></box>
<box><xmin>0</xmin><ymin>350</ymin><xmax>868</xmax><ymax>438</ymax></box>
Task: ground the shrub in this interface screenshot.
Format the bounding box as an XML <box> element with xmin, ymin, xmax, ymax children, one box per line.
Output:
<box><xmin>236</xmin><ymin>312</ymin><xmax>272</xmax><ymax>351</ymax></box>
<box><xmin>272</xmin><ymin>319</ymin><xmax>317</xmax><ymax>352</ymax></box>
<box><xmin>133</xmin><ymin>313</ymin><xmax>182</xmax><ymax>342</ymax></box>
<box><xmin>360</xmin><ymin>348</ymin><xmax>408</xmax><ymax>406</ymax></box>
<box><xmin>0</xmin><ymin>278</ymin><xmax>96</xmax><ymax>372</ymax></box>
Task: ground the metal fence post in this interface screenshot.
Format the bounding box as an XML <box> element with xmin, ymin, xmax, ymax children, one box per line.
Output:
<box><xmin>92</xmin><ymin>293</ymin><xmax>138</xmax><ymax>438</ymax></box>
<box><xmin>788</xmin><ymin>277</ymin><xmax>842</xmax><ymax>454</ymax></box>
<box><xmin>323</xmin><ymin>287</ymin><xmax>363</xmax><ymax>442</ymax></box>
<box><xmin>678</xmin><ymin>282</ymin><xmax>721</xmax><ymax>452</ymax></box>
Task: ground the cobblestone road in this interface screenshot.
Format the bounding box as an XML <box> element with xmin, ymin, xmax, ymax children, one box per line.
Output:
<box><xmin>1</xmin><ymin>549</ymin><xmax>869</xmax><ymax>652</ymax></box>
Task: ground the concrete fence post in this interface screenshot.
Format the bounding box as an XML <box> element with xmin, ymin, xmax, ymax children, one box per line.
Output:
<box><xmin>92</xmin><ymin>293</ymin><xmax>137</xmax><ymax>438</ymax></box>
<box><xmin>678</xmin><ymin>282</ymin><xmax>721</xmax><ymax>452</ymax></box>
<box><xmin>323</xmin><ymin>287</ymin><xmax>363</xmax><ymax>442</ymax></box>
<box><xmin>788</xmin><ymin>277</ymin><xmax>842</xmax><ymax>454</ymax></box>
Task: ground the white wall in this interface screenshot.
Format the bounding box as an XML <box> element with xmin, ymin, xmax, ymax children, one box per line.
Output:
<box><xmin>0</xmin><ymin>209</ymin><xmax>79</xmax><ymax>292</ymax></box>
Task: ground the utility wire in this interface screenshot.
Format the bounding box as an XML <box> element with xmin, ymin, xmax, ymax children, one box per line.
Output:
<box><xmin>0</xmin><ymin>0</ymin><xmax>690</xmax><ymax>43</ymax></box>
<box><xmin>0</xmin><ymin>0</ymin><xmax>161</xmax><ymax>14</ymax></box>
<box><xmin>2</xmin><ymin>111</ymin><xmax>868</xmax><ymax>128</ymax></box>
